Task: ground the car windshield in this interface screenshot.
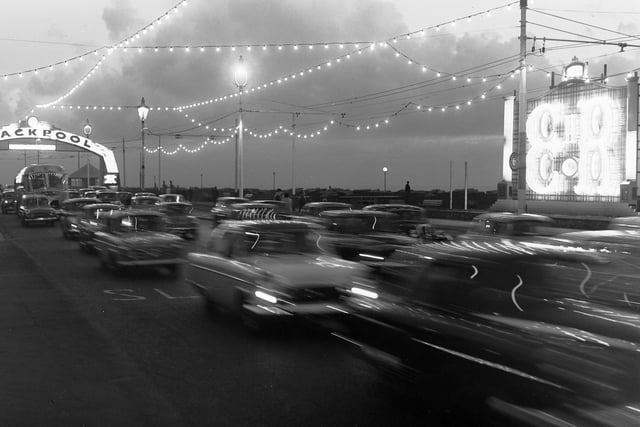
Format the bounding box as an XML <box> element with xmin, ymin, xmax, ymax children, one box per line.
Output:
<box><xmin>66</xmin><ymin>201</ymin><xmax>97</xmax><ymax>211</ymax></box>
<box><xmin>162</xmin><ymin>204</ymin><xmax>192</xmax><ymax>214</ymax></box>
<box><xmin>134</xmin><ymin>198</ymin><xmax>159</xmax><ymax>205</ymax></box>
<box><xmin>3</xmin><ymin>192</ymin><xmax>16</xmax><ymax>200</ymax></box>
<box><xmin>243</xmin><ymin>229</ymin><xmax>320</xmax><ymax>254</ymax></box>
<box><xmin>117</xmin><ymin>215</ymin><xmax>164</xmax><ymax>232</ymax></box>
<box><xmin>24</xmin><ymin>197</ymin><xmax>49</xmax><ymax>208</ymax></box>
<box><xmin>97</xmin><ymin>193</ymin><xmax>119</xmax><ymax>203</ymax></box>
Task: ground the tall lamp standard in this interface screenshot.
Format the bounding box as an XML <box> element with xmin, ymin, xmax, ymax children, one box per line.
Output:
<box><xmin>382</xmin><ymin>166</ymin><xmax>388</xmax><ymax>192</ymax></box>
<box><xmin>137</xmin><ymin>97</ymin><xmax>150</xmax><ymax>191</ymax></box>
<box><xmin>234</xmin><ymin>56</ymin><xmax>248</xmax><ymax>198</ymax></box>
<box><xmin>83</xmin><ymin>119</ymin><xmax>92</xmax><ymax>186</ymax></box>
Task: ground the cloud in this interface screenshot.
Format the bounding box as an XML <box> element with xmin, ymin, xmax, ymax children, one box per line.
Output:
<box><xmin>102</xmin><ymin>0</ymin><xmax>142</xmax><ymax>42</ymax></box>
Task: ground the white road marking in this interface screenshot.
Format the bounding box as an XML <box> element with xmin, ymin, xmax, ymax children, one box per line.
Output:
<box><xmin>153</xmin><ymin>288</ymin><xmax>200</xmax><ymax>300</ymax></box>
<box><xmin>511</xmin><ymin>274</ymin><xmax>524</xmax><ymax>312</ymax></box>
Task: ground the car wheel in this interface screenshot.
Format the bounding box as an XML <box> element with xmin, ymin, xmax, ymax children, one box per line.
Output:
<box><xmin>235</xmin><ymin>291</ymin><xmax>264</xmax><ymax>334</ymax></box>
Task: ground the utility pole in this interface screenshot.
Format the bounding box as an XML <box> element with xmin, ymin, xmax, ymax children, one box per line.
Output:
<box><xmin>158</xmin><ymin>135</ymin><xmax>161</xmax><ymax>189</ymax></box>
<box><xmin>234</xmin><ymin>118</ymin><xmax>239</xmax><ymax>195</ymax></box>
<box><xmin>517</xmin><ymin>0</ymin><xmax>528</xmax><ymax>213</ymax></box>
<box><xmin>464</xmin><ymin>161</ymin><xmax>468</xmax><ymax>211</ymax></box>
<box><xmin>291</xmin><ymin>113</ymin><xmax>296</xmax><ymax>195</ymax></box>
<box><xmin>449</xmin><ymin>160</ymin><xmax>453</xmax><ymax>210</ymax></box>
<box><xmin>122</xmin><ymin>138</ymin><xmax>126</xmax><ymax>189</ymax></box>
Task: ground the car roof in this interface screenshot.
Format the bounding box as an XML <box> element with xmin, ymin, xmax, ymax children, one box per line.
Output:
<box><xmin>471</xmin><ymin>212</ymin><xmax>554</xmax><ymax>223</ymax></box>
<box><xmin>82</xmin><ymin>203</ymin><xmax>122</xmax><ymax>211</ymax></box>
<box><xmin>157</xmin><ymin>201</ymin><xmax>192</xmax><ymax>207</ymax></box>
<box><xmin>63</xmin><ymin>197</ymin><xmax>100</xmax><ymax>204</ymax></box>
<box><xmin>219</xmin><ymin>219</ymin><xmax>314</xmax><ymax>231</ymax></box>
<box><xmin>303</xmin><ymin>202</ymin><xmax>351</xmax><ymax>207</ymax></box>
<box><xmin>318</xmin><ymin>209</ymin><xmax>398</xmax><ymax>218</ymax></box>
<box><xmin>108</xmin><ymin>209</ymin><xmax>164</xmax><ymax>217</ymax></box>
<box><xmin>363</xmin><ymin>204</ymin><xmax>424</xmax><ymax>212</ymax></box>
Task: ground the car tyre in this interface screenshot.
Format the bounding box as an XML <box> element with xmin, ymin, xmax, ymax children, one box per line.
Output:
<box><xmin>235</xmin><ymin>291</ymin><xmax>264</xmax><ymax>335</ymax></box>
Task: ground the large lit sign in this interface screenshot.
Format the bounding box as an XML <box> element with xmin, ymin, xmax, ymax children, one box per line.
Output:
<box><xmin>525</xmin><ymin>86</ymin><xmax>626</xmax><ymax>201</ymax></box>
<box><xmin>0</xmin><ymin>125</ymin><xmax>119</xmax><ymax>175</ymax></box>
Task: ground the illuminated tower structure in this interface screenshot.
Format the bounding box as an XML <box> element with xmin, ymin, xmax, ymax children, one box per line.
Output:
<box><xmin>496</xmin><ymin>57</ymin><xmax>640</xmax><ymax>216</ymax></box>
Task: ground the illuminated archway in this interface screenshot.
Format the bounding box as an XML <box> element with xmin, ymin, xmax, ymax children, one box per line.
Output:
<box><xmin>0</xmin><ymin>116</ymin><xmax>119</xmax><ymax>185</ymax></box>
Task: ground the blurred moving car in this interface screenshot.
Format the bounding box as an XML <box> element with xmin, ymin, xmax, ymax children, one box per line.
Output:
<box><xmin>77</xmin><ymin>203</ymin><xmax>123</xmax><ymax>252</ymax></box>
<box><xmin>608</xmin><ymin>215</ymin><xmax>640</xmax><ymax>230</ymax></box>
<box><xmin>316</xmin><ymin>209</ymin><xmax>418</xmax><ymax>261</ymax></box>
<box><xmin>156</xmin><ymin>201</ymin><xmax>198</xmax><ymax>240</ymax></box>
<box><xmin>227</xmin><ymin>201</ymin><xmax>290</xmax><ymax>221</ymax></box>
<box><xmin>1</xmin><ymin>189</ymin><xmax>17</xmax><ymax>214</ymax></box>
<box><xmin>59</xmin><ymin>197</ymin><xmax>100</xmax><ymax>239</ymax></box>
<box><xmin>185</xmin><ymin>220</ymin><xmax>372</xmax><ymax>331</ymax></box>
<box><xmin>299</xmin><ymin>202</ymin><xmax>352</xmax><ymax>216</ymax></box>
<box><xmin>457</xmin><ymin>212</ymin><xmax>557</xmax><ymax>241</ymax></box>
<box><xmin>17</xmin><ymin>194</ymin><xmax>57</xmax><ymax>227</ymax></box>
<box><xmin>210</xmin><ymin>196</ymin><xmax>249</xmax><ymax>226</ymax></box>
<box><xmin>129</xmin><ymin>195</ymin><xmax>161</xmax><ymax>208</ymax></box>
<box><xmin>361</xmin><ymin>204</ymin><xmax>450</xmax><ymax>241</ymax></box>
<box><xmin>93</xmin><ymin>209</ymin><xmax>186</xmax><ymax>274</ymax></box>
<box><xmin>336</xmin><ymin>241</ymin><xmax>640</xmax><ymax>417</ymax></box>
<box><xmin>158</xmin><ymin>193</ymin><xmax>186</xmax><ymax>203</ymax></box>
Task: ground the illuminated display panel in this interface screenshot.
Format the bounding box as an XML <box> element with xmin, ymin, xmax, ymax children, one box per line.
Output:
<box><xmin>522</xmin><ymin>82</ymin><xmax>627</xmax><ymax>202</ymax></box>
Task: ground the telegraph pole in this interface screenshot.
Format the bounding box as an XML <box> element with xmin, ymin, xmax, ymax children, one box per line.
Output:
<box><xmin>517</xmin><ymin>0</ymin><xmax>528</xmax><ymax>213</ymax></box>
<box><xmin>122</xmin><ymin>138</ymin><xmax>126</xmax><ymax>189</ymax></box>
<box><xmin>291</xmin><ymin>113</ymin><xmax>296</xmax><ymax>195</ymax></box>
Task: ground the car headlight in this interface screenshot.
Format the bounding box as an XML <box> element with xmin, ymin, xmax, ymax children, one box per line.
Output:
<box><xmin>255</xmin><ymin>290</ymin><xmax>278</xmax><ymax>304</ymax></box>
<box><xmin>349</xmin><ymin>287</ymin><xmax>378</xmax><ymax>299</ymax></box>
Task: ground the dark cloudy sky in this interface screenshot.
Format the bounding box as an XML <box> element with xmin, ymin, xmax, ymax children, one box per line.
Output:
<box><xmin>1</xmin><ymin>0</ymin><xmax>638</xmax><ymax>191</ymax></box>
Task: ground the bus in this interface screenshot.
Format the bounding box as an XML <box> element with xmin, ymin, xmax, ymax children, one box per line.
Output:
<box><xmin>14</xmin><ymin>164</ymin><xmax>70</xmax><ymax>208</ymax></box>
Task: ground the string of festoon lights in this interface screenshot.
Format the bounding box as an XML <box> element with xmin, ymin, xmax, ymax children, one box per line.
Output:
<box><xmin>32</xmin><ymin>0</ymin><xmax>518</xmax><ymax>114</ymax></box>
<box><xmin>173</xmin><ymin>1</ymin><xmax>519</xmax><ymax>112</ymax></box>
<box><xmin>30</xmin><ymin>0</ymin><xmax>189</xmax><ymax>110</ymax></box>
<box><xmin>242</xmin><ymin>72</ymin><xmax>514</xmax><ymax>141</ymax></box>
<box><xmin>146</xmin><ymin>71</ymin><xmax>515</xmax><ymax>156</ymax></box>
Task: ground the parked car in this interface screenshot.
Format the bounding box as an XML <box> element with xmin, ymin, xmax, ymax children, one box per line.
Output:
<box><xmin>93</xmin><ymin>209</ymin><xmax>186</xmax><ymax>274</ymax></box>
<box><xmin>156</xmin><ymin>201</ymin><xmax>198</xmax><ymax>240</ymax></box>
<box><xmin>77</xmin><ymin>203</ymin><xmax>123</xmax><ymax>252</ymax></box>
<box><xmin>337</xmin><ymin>241</ymin><xmax>640</xmax><ymax>417</ymax></box>
<box><xmin>59</xmin><ymin>197</ymin><xmax>100</xmax><ymax>239</ymax></box>
<box><xmin>133</xmin><ymin>192</ymin><xmax>157</xmax><ymax>197</ymax></box>
<box><xmin>316</xmin><ymin>209</ymin><xmax>418</xmax><ymax>262</ymax></box>
<box><xmin>210</xmin><ymin>196</ymin><xmax>249</xmax><ymax>226</ymax></box>
<box><xmin>1</xmin><ymin>189</ymin><xmax>17</xmax><ymax>214</ymax></box>
<box><xmin>17</xmin><ymin>194</ymin><xmax>57</xmax><ymax>226</ymax></box>
<box><xmin>129</xmin><ymin>195</ymin><xmax>161</xmax><ymax>208</ymax></box>
<box><xmin>95</xmin><ymin>190</ymin><xmax>121</xmax><ymax>205</ymax></box>
<box><xmin>184</xmin><ymin>220</ymin><xmax>372</xmax><ymax>332</ymax></box>
<box><xmin>158</xmin><ymin>193</ymin><xmax>186</xmax><ymax>203</ymax></box>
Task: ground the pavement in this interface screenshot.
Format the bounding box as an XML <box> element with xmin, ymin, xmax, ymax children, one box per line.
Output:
<box><xmin>0</xmin><ymin>231</ymin><xmax>184</xmax><ymax>426</ymax></box>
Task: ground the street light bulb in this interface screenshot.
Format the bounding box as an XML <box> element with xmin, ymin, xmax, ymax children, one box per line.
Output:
<box><xmin>137</xmin><ymin>97</ymin><xmax>150</xmax><ymax>122</ymax></box>
<box><xmin>383</xmin><ymin>167</ymin><xmax>388</xmax><ymax>172</ymax></box>
<box><xmin>234</xmin><ymin>55</ymin><xmax>248</xmax><ymax>89</ymax></box>
<box><xmin>83</xmin><ymin>119</ymin><xmax>92</xmax><ymax>136</ymax></box>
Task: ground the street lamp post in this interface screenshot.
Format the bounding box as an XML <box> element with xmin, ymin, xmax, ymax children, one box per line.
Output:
<box><xmin>383</xmin><ymin>166</ymin><xmax>388</xmax><ymax>192</ymax></box>
<box><xmin>83</xmin><ymin>119</ymin><xmax>92</xmax><ymax>186</ymax></box>
<box><xmin>137</xmin><ymin>97</ymin><xmax>150</xmax><ymax>191</ymax></box>
<box><xmin>234</xmin><ymin>56</ymin><xmax>248</xmax><ymax>198</ymax></box>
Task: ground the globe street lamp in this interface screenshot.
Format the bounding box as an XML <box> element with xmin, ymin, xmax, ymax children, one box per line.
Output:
<box><xmin>234</xmin><ymin>56</ymin><xmax>248</xmax><ymax>198</ymax></box>
<box><xmin>383</xmin><ymin>166</ymin><xmax>388</xmax><ymax>192</ymax></box>
<box><xmin>83</xmin><ymin>119</ymin><xmax>92</xmax><ymax>187</ymax></box>
<box><xmin>137</xmin><ymin>97</ymin><xmax>150</xmax><ymax>191</ymax></box>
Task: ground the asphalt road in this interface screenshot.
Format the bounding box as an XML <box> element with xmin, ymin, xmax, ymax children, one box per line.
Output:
<box><xmin>0</xmin><ymin>214</ymin><xmax>472</xmax><ymax>427</ymax></box>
